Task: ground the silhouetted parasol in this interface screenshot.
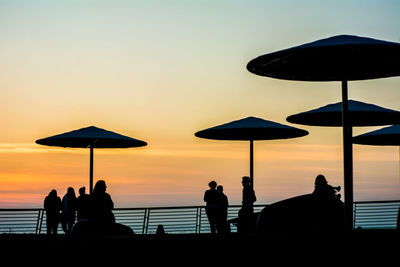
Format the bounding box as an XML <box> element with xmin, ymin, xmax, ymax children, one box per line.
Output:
<box><xmin>353</xmin><ymin>124</ymin><xmax>400</xmax><ymax>146</ymax></box>
<box><xmin>195</xmin><ymin>116</ymin><xmax>308</xmax><ymax>189</ymax></box>
<box><xmin>247</xmin><ymin>34</ymin><xmax>400</xmax><ymax>231</ymax></box>
<box><xmin>287</xmin><ymin>100</ymin><xmax>400</xmax><ymax>127</ymax></box>
<box><xmin>36</xmin><ymin>126</ymin><xmax>147</xmax><ymax>193</ymax></box>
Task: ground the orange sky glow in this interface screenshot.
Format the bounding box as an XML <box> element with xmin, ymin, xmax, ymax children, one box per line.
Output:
<box><xmin>0</xmin><ymin>141</ymin><xmax>398</xmax><ymax>208</ymax></box>
<box><xmin>1</xmin><ymin>0</ymin><xmax>399</xmax><ymax>208</ymax></box>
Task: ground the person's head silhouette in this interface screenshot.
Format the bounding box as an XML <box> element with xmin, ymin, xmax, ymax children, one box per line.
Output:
<box><xmin>208</xmin><ymin>180</ymin><xmax>217</xmax><ymax>189</ymax></box>
<box><xmin>94</xmin><ymin>180</ymin><xmax>107</xmax><ymax>194</ymax></box>
<box><xmin>242</xmin><ymin>176</ymin><xmax>251</xmax><ymax>188</ymax></box>
<box><xmin>315</xmin><ymin>174</ymin><xmax>328</xmax><ymax>188</ymax></box>
<box><xmin>79</xmin><ymin>186</ymin><xmax>86</xmax><ymax>196</ymax></box>
<box><xmin>49</xmin><ymin>189</ymin><xmax>57</xmax><ymax>197</ymax></box>
<box><xmin>67</xmin><ymin>187</ymin><xmax>75</xmax><ymax>196</ymax></box>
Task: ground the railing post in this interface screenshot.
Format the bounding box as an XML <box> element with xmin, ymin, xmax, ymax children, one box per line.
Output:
<box><xmin>198</xmin><ymin>207</ymin><xmax>202</xmax><ymax>233</ymax></box>
<box><xmin>195</xmin><ymin>207</ymin><xmax>201</xmax><ymax>234</ymax></box>
<box><xmin>142</xmin><ymin>208</ymin><xmax>150</xmax><ymax>234</ymax></box>
<box><xmin>37</xmin><ymin>209</ymin><xmax>44</xmax><ymax>234</ymax></box>
<box><xmin>353</xmin><ymin>202</ymin><xmax>357</xmax><ymax>230</ymax></box>
<box><xmin>35</xmin><ymin>210</ymin><xmax>41</xmax><ymax>234</ymax></box>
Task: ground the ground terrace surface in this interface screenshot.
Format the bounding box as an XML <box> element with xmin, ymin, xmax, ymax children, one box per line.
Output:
<box><xmin>1</xmin><ymin>230</ymin><xmax>398</xmax><ymax>265</ymax></box>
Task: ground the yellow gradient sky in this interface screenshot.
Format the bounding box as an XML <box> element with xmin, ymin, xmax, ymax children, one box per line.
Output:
<box><xmin>1</xmin><ymin>0</ymin><xmax>399</xmax><ymax>207</ymax></box>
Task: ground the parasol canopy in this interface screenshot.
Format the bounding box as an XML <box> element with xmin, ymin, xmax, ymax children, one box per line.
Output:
<box><xmin>195</xmin><ymin>116</ymin><xmax>308</xmax><ymax>141</ymax></box>
<box><xmin>195</xmin><ymin>116</ymin><xmax>308</xmax><ymax>189</ymax></box>
<box><xmin>287</xmin><ymin>100</ymin><xmax>400</xmax><ymax>127</ymax></box>
<box><xmin>353</xmin><ymin>124</ymin><xmax>400</xmax><ymax>146</ymax></box>
<box><xmin>36</xmin><ymin>126</ymin><xmax>147</xmax><ymax>193</ymax></box>
<box><xmin>247</xmin><ymin>34</ymin><xmax>400</xmax><ymax>81</ymax></box>
<box><xmin>36</xmin><ymin>126</ymin><xmax>147</xmax><ymax>148</ymax></box>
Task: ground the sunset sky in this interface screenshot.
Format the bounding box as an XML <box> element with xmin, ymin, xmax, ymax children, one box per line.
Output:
<box><xmin>1</xmin><ymin>0</ymin><xmax>399</xmax><ymax>208</ymax></box>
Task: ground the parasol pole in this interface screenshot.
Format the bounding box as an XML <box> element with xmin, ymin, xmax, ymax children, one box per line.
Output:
<box><xmin>250</xmin><ymin>140</ymin><xmax>254</xmax><ymax>189</ymax></box>
<box><xmin>90</xmin><ymin>146</ymin><xmax>94</xmax><ymax>194</ymax></box>
<box><xmin>342</xmin><ymin>80</ymin><xmax>354</xmax><ymax>232</ymax></box>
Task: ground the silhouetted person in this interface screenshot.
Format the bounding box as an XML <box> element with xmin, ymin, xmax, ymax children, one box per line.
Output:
<box><xmin>89</xmin><ymin>180</ymin><xmax>115</xmax><ymax>232</ymax></box>
<box><xmin>242</xmin><ymin>176</ymin><xmax>256</xmax><ymax>209</ymax></box>
<box><xmin>238</xmin><ymin>176</ymin><xmax>256</xmax><ymax>233</ymax></box>
<box><xmin>216</xmin><ymin>185</ymin><xmax>230</xmax><ymax>234</ymax></box>
<box><xmin>61</xmin><ymin>187</ymin><xmax>77</xmax><ymax>234</ymax></box>
<box><xmin>204</xmin><ymin>180</ymin><xmax>219</xmax><ymax>233</ymax></box>
<box><xmin>312</xmin><ymin>174</ymin><xmax>344</xmax><ymax>232</ymax></box>
<box><xmin>156</xmin><ymin>224</ymin><xmax>166</xmax><ymax>235</ymax></box>
<box><xmin>76</xmin><ymin>186</ymin><xmax>90</xmax><ymax>221</ymax></box>
<box><xmin>313</xmin><ymin>174</ymin><xmax>341</xmax><ymax>199</ymax></box>
<box><xmin>44</xmin><ymin>189</ymin><xmax>62</xmax><ymax>235</ymax></box>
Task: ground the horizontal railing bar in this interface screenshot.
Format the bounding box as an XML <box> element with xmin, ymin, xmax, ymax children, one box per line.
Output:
<box><xmin>356</xmin><ymin>218</ymin><xmax>397</xmax><ymax>222</ymax></box>
<box><xmin>0</xmin><ymin>209</ymin><xmax>44</xmax><ymax>211</ymax></box>
<box><xmin>114</xmin><ymin>215</ymin><xmax>146</xmax><ymax>218</ymax></box>
<box><xmin>147</xmin><ymin>214</ymin><xmax>197</xmax><ymax>218</ymax></box>
<box><xmin>147</xmin><ymin>214</ymin><xmax>197</xmax><ymax>219</ymax></box>
<box><xmin>355</xmin><ymin>209</ymin><xmax>398</xmax><ymax>212</ymax></box>
<box><xmin>354</xmin><ymin>200</ymin><xmax>399</xmax><ymax>204</ymax></box>
<box><xmin>355</xmin><ymin>214</ymin><xmax>398</xmax><ymax>218</ymax></box>
<box><xmin>147</xmin><ymin>216</ymin><xmax>197</xmax><ymax>220</ymax></box>
<box><xmin>0</xmin><ymin>219</ymin><xmax>37</xmax><ymax>224</ymax></box>
<box><xmin>148</xmin><ymin>213</ymin><xmax>197</xmax><ymax>217</ymax></box>
<box><xmin>148</xmin><ymin>220</ymin><xmax>197</xmax><ymax>224</ymax></box>
<box><xmin>0</xmin><ymin>226</ymin><xmax>36</xmax><ymax>229</ymax></box>
<box><xmin>356</xmin><ymin>205</ymin><xmax>399</xmax><ymax>209</ymax></box>
<box><xmin>147</xmin><ymin>228</ymin><xmax>195</xmax><ymax>232</ymax></box>
<box><xmin>148</xmin><ymin>225</ymin><xmax>196</xmax><ymax>229</ymax></box>
<box><xmin>355</xmin><ymin>207</ymin><xmax>399</xmax><ymax>211</ymax></box>
<box><xmin>355</xmin><ymin>210</ymin><xmax>398</xmax><ymax>214</ymax></box>
<box><xmin>0</xmin><ymin>219</ymin><xmax>41</xmax><ymax>222</ymax></box>
<box><xmin>113</xmin><ymin>211</ymin><xmax>146</xmax><ymax>215</ymax></box>
<box><xmin>0</xmin><ymin>214</ymin><xmax>40</xmax><ymax>217</ymax></box>
<box><xmin>148</xmin><ymin>222</ymin><xmax>197</xmax><ymax>226</ymax></box>
<box><xmin>355</xmin><ymin>205</ymin><xmax>399</xmax><ymax>209</ymax></box>
<box><xmin>356</xmin><ymin>219</ymin><xmax>397</xmax><ymax>223</ymax></box>
<box><xmin>115</xmin><ymin>219</ymin><xmax>144</xmax><ymax>222</ymax></box>
<box><xmin>356</xmin><ymin>227</ymin><xmax>396</xmax><ymax>229</ymax></box>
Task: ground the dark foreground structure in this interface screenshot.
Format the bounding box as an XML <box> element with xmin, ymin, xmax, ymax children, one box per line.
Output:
<box><xmin>257</xmin><ymin>193</ymin><xmax>345</xmax><ymax>233</ymax></box>
<box><xmin>0</xmin><ymin>230</ymin><xmax>398</xmax><ymax>265</ymax></box>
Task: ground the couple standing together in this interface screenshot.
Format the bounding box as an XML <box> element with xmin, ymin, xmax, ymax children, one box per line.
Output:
<box><xmin>204</xmin><ymin>176</ymin><xmax>257</xmax><ymax>234</ymax></box>
<box><xmin>203</xmin><ymin>181</ymin><xmax>230</xmax><ymax>234</ymax></box>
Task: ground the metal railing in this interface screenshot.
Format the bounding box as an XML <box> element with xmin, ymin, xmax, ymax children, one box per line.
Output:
<box><xmin>354</xmin><ymin>200</ymin><xmax>399</xmax><ymax>229</ymax></box>
<box><xmin>1</xmin><ymin>201</ymin><xmax>399</xmax><ymax>234</ymax></box>
<box><xmin>0</xmin><ymin>209</ymin><xmax>44</xmax><ymax>234</ymax></box>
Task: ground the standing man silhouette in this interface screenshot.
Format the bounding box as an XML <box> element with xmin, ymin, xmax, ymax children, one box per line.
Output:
<box><xmin>76</xmin><ymin>186</ymin><xmax>90</xmax><ymax>221</ymax></box>
<box><xmin>204</xmin><ymin>180</ymin><xmax>219</xmax><ymax>233</ymax></box>
<box><xmin>61</xmin><ymin>187</ymin><xmax>77</xmax><ymax>234</ymax></box>
<box><xmin>44</xmin><ymin>189</ymin><xmax>62</xmax><ymax>235</ymax></box>
<box><xmin>238</xmin><ymin>176</ymin><xmax>256</xmax><ymax>233</ymax></box>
